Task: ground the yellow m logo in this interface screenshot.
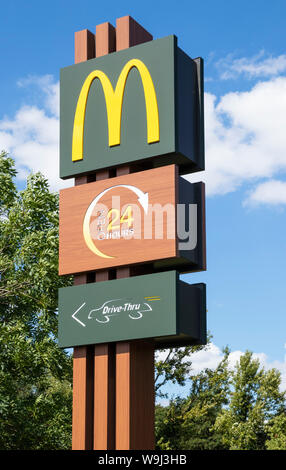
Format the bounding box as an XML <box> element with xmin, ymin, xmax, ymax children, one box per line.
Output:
<box><xmin>72</xmin><ymin>59</ymin><xmax>160</xmax><ymax>162</ymax></box>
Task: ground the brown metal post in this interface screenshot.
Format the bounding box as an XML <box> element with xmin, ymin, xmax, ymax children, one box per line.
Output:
<box><xmin>74</xmin><ymin>29</ymin><xmax>95</xmax><ymax>64</ymax></box>
<box><xmin>95</xmin><ymin>22</ymin><xmax>116</xmax><ymax>57</ymax></box>
<box><xmin>72</xmin><ymin>274</ymin><xmax>94</xmax><ymax>450</ymax></box>
<box><xmin>72</xmin><ymin>29</ymin><xmax>96</xmax><ymax>451</ymax></box>
<box><xmin>92</xmin><ymin>22</ymin><xmax>116</xmax><ymax>451</ymax></box>
<box><xmin>93</xmin><ymin>343</ymin><xmax>115</xmax><ymax>449</ymax></box>
<box><xmin>116</xmin><ymin>341</ymin><xmax>155</xmax><ymax>450</ymax></box>
<box><xmin>114</xmin><ymin>18</ymin><xmax>155</xmax><ymax>450</ymax></box>
<box><xmin>116</xmin><ymin>16</ymin><xmax>153</xmax><ymax>51</ymax></box>
<box><xmin>71</xmin><ymin>16</ymin><xmax>155</xmax><ymax>450</ymax></box>
<box><xmin>72</xmin><ymin>345</ymin><xmax>94</xmax><ymax>450</ymax></box>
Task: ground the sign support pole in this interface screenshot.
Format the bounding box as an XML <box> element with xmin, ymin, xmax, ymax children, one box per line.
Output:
<box><xmin>72</xmin><ymin>345</ymin><xmax>94</xmax><ymax>450</ymax></box>
<box><xmin>72</xmin><ymin>274</ymin><xmax>94</xmax><ymax>450</ymax></box>
<box><xmin>116</xmin><ymin>341</ymin><xmax>155</xmax><ymax>449</ymax></box>
<box><xmin>72</xmin><ymin>16</ymin><xmax>155</xmax><ymax>450</ymax></box>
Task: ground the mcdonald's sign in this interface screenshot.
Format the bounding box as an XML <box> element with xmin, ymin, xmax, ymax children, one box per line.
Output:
<box><xmin>60</xmin><ymin>35</ymin><xmax>204</xmax><ymax>179</ymax></box>
<box><xmin>72</xmin><ymin>58</ymin><xmax>160</xmax><ymax>161</ymax></box>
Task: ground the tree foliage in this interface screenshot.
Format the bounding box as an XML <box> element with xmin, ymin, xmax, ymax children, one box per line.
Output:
<box><xmin>156</xmin><ymin>349</ymin><xmax>286</xmax><ymax>450</ymax></box>
<box><xmin>156</xmin><ymin>348</ymin><xmax>230</xmax><ymax>449</ymax></box>
<box><xmin>213</xmin><ymin>351</ymin><xmax>286</xmax><ymax>450</ymax></box>
<box><xmin>0</xmin><ymin>151</ymin><xmax>73</xmax><ymax>449</ymax></box>
<box><xmin>1</xmin><ymin>151</ymin><xmax>286</xmax><ymax>450</ymax></box>
<box><xmin>155</xmin><ymin>343</ymin><xmax>209</xmax><ymax>399</ymax></box>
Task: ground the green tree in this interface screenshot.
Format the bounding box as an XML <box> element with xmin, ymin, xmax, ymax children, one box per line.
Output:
<box><xmin>156</xmin><ymin>348</ymin><xmax>230</xmax><ymax>449</ymax></box>
<box><xmin>266</xmin><ymin>413</ymin><xmax>286</xmax><ymax>450</ymax></box>
<box><xmin>214</xmin><ymin>351</ymin><xmax>286</xmax><ymax>450</ymax></box>
<box><xmin>155</xmin><ymin>343</ymin><xmax>209</xmax><ymax>399</ymax></box>
<box><xmin>155</xmin><ymin>349</ymin><xmax>286</xmax><ymax>450</ymax></box>
<box><xmin>0</xmin><ymin>151</ymin><xmax>73</xmax><ymax>450</ymax></box>
<box><xmin>0</xmin><ymin>151</ymin><xmax>211</xmax><ymax>449</ymax></box>
<box><xmin>2</xmin><ymin>151</ymin><xmax>285</xmax><ymax>450</ymax></box>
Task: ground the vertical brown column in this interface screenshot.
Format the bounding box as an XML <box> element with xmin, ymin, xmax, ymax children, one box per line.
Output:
<box><xmin>74</xmin><ymin>29</ymin><xmax>95</xmax><ymax>63</ymax></box>
<box><xmin>115</xmin><ymin>17</ymin><xmax>155</xmax><ymax>450</ymax></box>
<box><xmin>72</xmin><ymin>16</ymin><xmax>154</xmax><ymax>450</ymax></box>
<box><xmin>116</xmin><ymin>16</ymin><xmax>153</xmax><ymax>51</ymax></box>
<box><xmin>72</xmin><ymin>273</ymin><xmax>94</xmax><ymax>450</ymax></box>
<box><xmin>93</xmin><ymin>343</ymin><xmax>115</xmax><ymax>449</ymax></box>
<box><xmin>95</xmin><ymin>22</ymin><xmax>116</xmax><ymax>57</ymax></box>
<box><xmin>93</xmin><ymin>23</ymin><xmax>116</xmax><ymax>450</ymax></box>
<box><xmin>72</xmin><ymin>345</ymin><xmax>94</xmax><ymax>450</ymax></box>
<box><xmin>72</xmin><ymin>29</ymin><xmax>96</xmax><ymax>451</ymax></box>
<box><xmin>116</xmin><ymin>341</ymin><xmax>155</xmax><ymax>450</ymax></box>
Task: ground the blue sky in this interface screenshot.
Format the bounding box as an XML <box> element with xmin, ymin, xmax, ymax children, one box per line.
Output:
<box><xmin>0</xmin><ymin>1</ymin><xmax>286</xmax><ymax>390</ymax></box>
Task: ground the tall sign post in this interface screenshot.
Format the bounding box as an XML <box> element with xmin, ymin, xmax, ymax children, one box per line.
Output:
<box><xmin>58</xmin><ymin>16</ymin><xmax>206</xmax><ymax>450</ymax></box>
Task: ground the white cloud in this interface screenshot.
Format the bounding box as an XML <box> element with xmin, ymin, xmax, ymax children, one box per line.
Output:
<box><xmin>189</xmin><ymin>343</ymin><xmax>286</xmax><ymax>391</ymax></box>
<box><xmin>1</xmin><ymin>68</ymin><xmax>286</xmax><ymax>205</ymax></box>
<box><xmin>0</xmin><ymin>75</ymin><xmax>71</xmax><ymax>191</ymax></box>
<box><xmin>244</xmin><ymin>179</ymin><xmax>286</xmax><ymax>207</ymax></box>
<box><xmin>200</xmin><ymin>344</ymin><xmax>286</xmax><ymax>392</ymax></box>
<box><xmin>184</xmin><ymin>343</ymin><xmax>246</xmax><ymax>375</ymax></box>
<box><xmin>218</xmin><ymin>50</ymin><xmax>286</xmax><ymax>80</ymax></box>
<box><xmin>156</xmin><ymin>342</ymin><xmax>286</xmax><ymax>404</ymax></box>
<box><xmin>187</xmin><ymin>76</ymin><xmax>286</xmax><ymax>201</ymax></box>
<box><xmin>17</xmin><ymin>75</ymin><xmax>60</xmax><ymax>118</ymax></box>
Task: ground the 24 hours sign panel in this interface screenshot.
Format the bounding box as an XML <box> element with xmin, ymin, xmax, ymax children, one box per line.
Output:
<box><xmin>58</xmin><ymin>165</ymin><xmax>206</xmax><ymax>275</ymax></box>
<box><xmin>58</xmin><ymin>271</ymin><xmax>206</xmax><ymax>349</ymax></box>
<box><xmin>60</xmin><ymin>35</ymin><xmax>204</xmax><ymax>179</ymax></box>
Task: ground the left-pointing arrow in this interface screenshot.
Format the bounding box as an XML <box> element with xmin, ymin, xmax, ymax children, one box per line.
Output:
<box><xmin>72</xmin><ymin>302</ymin><xmax>86</xmax><ymax>327</ymax></box>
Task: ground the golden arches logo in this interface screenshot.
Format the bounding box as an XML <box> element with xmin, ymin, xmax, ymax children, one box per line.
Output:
<box><xmin>72</xmin><ymin>58</ymin><xmax>160</xmax><ymax>162</ymax></box>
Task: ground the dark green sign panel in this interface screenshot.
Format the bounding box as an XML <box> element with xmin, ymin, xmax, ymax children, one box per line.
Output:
<box><xmin>60</xmin><ymin>35</ymin><xmax>204</xmax><ymax>179</ymax></box>
<box><xmin>58</xmin><ymin>271</ymin><xmax>206</xmax><ymax>349</ymax></box>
